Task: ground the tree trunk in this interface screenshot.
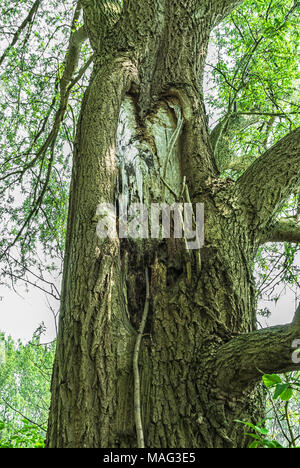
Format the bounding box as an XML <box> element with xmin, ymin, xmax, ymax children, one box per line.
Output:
<box><xmin>46</xmin><ymin>0</ymin><xmax>300</xmax><ymax>448</ymax></box>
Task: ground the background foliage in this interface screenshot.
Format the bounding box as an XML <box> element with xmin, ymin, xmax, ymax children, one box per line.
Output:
<box><xmin>0</xmin><ymin>328</ymin><xmax>55</xmax><ymax>448</ymax></box>
<box><xmin>205</xmin><ymin>0</ymin><xmax>300</xmax><ymax>311</ymax></box>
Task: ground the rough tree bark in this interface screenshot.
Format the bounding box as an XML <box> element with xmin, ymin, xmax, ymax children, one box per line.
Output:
<box><xmin>46</xmin><ymin>0</ymin><xmax>300</xmax><ymax>448</ymax></box>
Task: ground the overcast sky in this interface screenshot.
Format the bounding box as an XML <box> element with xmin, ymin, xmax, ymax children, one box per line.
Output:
<box><xmin>0</xmin><ymin>283</ymin><xmax>58</xmax><ymax>343</ymax></box>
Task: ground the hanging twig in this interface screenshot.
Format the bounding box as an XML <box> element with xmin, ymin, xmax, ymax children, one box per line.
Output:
<box><xmin>133</xmin><ymin>267</ymin><xmax>150</xmax><ymax>448</ymax></box>
<box><xmin>0</xmin><ymin>398</ymin><xmax>47</xmax><ymax>432</ymax></box>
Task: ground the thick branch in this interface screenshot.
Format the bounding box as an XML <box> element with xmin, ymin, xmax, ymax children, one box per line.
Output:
<box><xmin>210</xmin><ymin>0</ymin><xmax>244</xmax><ymax>26</ymax></box>
<box><xmin>236</xmin><ymin>127</ymin><xmax>300</xmax><ymax>230</ymax></box>
<box><xmin>59</xmin><ymin>26</ymin><xmax>88</xmax><ymax>99</ymax></box>
<box><xmin>215</xmin><ymin>306</ymin><xmax>300</xmax><ymax>395</ymax></box>
<box><xmin>261</xmin><ymin>218</ymin><xmax>300</xmax><ymax>244</ymax></box>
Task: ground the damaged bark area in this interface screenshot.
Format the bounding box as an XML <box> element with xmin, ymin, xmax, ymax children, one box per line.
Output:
<box><xmin>46</xmin><ymin>0</ymin><xmax>300</xmax><ymax>448</ymax></box>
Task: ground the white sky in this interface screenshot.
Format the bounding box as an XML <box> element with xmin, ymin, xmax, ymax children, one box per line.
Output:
<box><xmin>0</xmin><ymin>283</ymin><xmax>58</xmax><ymax>343</ymax></box>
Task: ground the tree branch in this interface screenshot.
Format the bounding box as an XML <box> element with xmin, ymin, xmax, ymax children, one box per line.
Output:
<box><xmin>210</xmin><ymin>0</ymin><xmax>245</xmax><ymax>26</ymax></box>
<box><xmin>1</xmin><ymin>397</ymin><xmax>47</xmax><ymax>432</ymax></box>
<box><xmin>236</xmin><ymin>111</ymin><xmax>300</xmax><ymax>118</ymax></box>
<box><xmin>59</xmin><ymin>26</ymin><xmax>88</xmax><ymax>99</ymax></box>
<box><xmin>261</xmin><ymin>218</ymin><xmax>300</xmax><ymax>244</ymax></box>
<box><xmin>215</xmin><ymin>305</ymin><xmax>300</xmax><ymax>395</ymax></box>
<box><xmin>210</xmin><ymin>112</ymin><xmax>259</xmax><ymax>171</ymax></box>
<box><xmin>0</xmin><ymin>6</ymin><xmax>91</xmax><ymax>186</ymax></box>
<box><xmin>0</xmin><ymin>0</ymin><xmax>42</xmax><ymax>67</ymax></box>
<box><xmin>236</xmin><ymin>126</ymin><xmax>300</xmax><ymax>230</ymax></box>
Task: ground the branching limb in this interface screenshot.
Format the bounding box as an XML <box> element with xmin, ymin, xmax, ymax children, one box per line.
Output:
<box><xmin>236</xmin><ymin>111</ymin><xmax>300</xmax><ymax>118</ymax></box>
<box><xmin>0</xmin><ymin>397</ymin><xmax>47</xmax><ymax>432</ymax></box>
<box><xmin>215</xmin><ymin>304</ymin><xmax>300</xmax><ymax>396</ymax></box>
<box><xmin>210</xmin><ymin>112</ymin><xmax>231</xmax><ymax>154</ymax></box>
<box><xmin>210</xmin><ymin>112</ymin><xmax>259</xmax><ymax>171</ymax></box>
<box><xmin>210</xmin><ymin>0</ymin><xmax>245</xmax><ymax>26</ymax></box>
<box><xmin>236</xmin><ymin>126</ymin><xmax>300</xmax><ymax>230</ymax></box>
<box><xmin>4</xmin><ymin>252</ymin><xmax>61</xmax><ymax>299</ymax></box>
<box><xmin>0</xmin><ymin>143</ymin><xmax>56</xmax><ymax>261</ymax></box>
<box><xmin>59</xmin><ymin>25</ymin><xmax>88</xmax><ymax>99</ymax></box>
<box><xmin>261</xmin><ymin>218</ymin><xmax>300</xmax><ymax>244</ymax></box>
<box><xmin>0</xmin><ymin>6</ymin><xmax>92</xmax><ymax>260</ymax></box>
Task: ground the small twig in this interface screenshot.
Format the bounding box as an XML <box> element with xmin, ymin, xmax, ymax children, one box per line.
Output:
<box><xmin>133</xmin><ymin>267</ymin><xmax>150</xmax><ymax>448</ymax></box>
<box><xmin>284</xmin><ymin>401</ymin><xmax>296</xmax><ymax>448</ymax></box>
<box><xmin>160</xmin><ymin>176</ymin><xmax>179</xmax><ymax>200</ymax></box>
<box><xmin>0</xmin><ymin>398</ymin><xmax>47</xmax><ymax>432</ymax></box>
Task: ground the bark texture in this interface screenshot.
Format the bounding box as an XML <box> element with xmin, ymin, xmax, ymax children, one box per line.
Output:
<box><xmin>46</xmin><ymin>0</ymin><xmax>300</xmax><ymax>448</ymax></box>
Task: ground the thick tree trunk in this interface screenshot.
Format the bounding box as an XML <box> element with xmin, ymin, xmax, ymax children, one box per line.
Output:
<box><xmin>46</xmin><ymin>0</ymin><xmax>300</xmax><ymax>448</ymax></box>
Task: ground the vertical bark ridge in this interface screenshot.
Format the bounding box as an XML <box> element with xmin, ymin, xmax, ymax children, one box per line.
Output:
<box><xmin>47</xmin><ymin>58</ymin><xmax>139</xmax><ymax>447</ymax></box>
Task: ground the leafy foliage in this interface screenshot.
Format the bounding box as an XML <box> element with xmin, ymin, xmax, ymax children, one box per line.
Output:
<box><xmin>0</xmin><ymin>419</ymin><xmax>45</xmax><ymax>448</ymax></box>
<box><xmin>205</xmin><ymin>0</ymin><xmax>300</xmax><ymax>309</ymax></box>
<box><xmin>237</xmin><ymin>372</ymin><xmax>300</xmax><ymax>448</ymax></box>
<box><xmin>0</xmin><ymin>0</ymin><xmax>91</xmax><ymax>294</ymax></box>
<box><xmin>207</xmin><ymin>0</ymin><xmax>300</xmax><ymax>163</ymax></box>
<box><xmin>0</xmin><ymin>328</ymin><xmax>55</xmax><ymax>448</ymax></box>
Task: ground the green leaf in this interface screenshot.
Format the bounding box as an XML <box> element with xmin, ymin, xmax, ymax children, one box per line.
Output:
<box><xmin>235</xmin><ymin>420</ymin><xmax>269</xmax><ymax>436</ymax></box>
<box><xmin>235</xmin><ymin>419</ymin><xmax>256</xmax><ymax>430</ymax></box>
<box><xmin>254</xmin><ymin>426</ymin><xmax>269</xmax><ymax>436</ymax></box>
<box><xmin>273</xmin><ymin>383</ymin><xmax>290</xmax><ymax>399</ymax></box>
<box><xmin>279</xmin><ymin>386</ymin><xmax>293</xmax><ymax>401</ymax></box>
<box><xmin>263</xmin><ymin>374</ymin><xmax>282</xmax><ymax>388</ymax></box>
<box><xmin>249</xmin><ymin>440</ymin><xmax>260</xmax><ymax>448</ymax></box>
